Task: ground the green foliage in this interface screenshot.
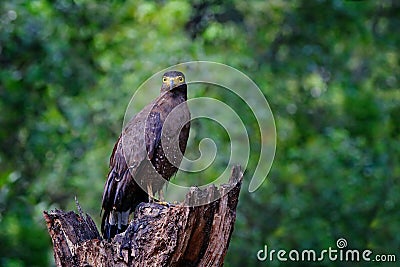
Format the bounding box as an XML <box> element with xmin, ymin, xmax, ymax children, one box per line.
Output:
<box><xmin>1</xmin><ymin>0</ymin><xmax>399</xmax><ymax>266</ymax></box>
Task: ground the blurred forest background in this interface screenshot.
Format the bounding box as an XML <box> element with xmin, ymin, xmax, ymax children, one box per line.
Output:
<box><xmin>1</xmin><ymin>0</ymin><xmax>399</xmax><ymax>266</ymax></box>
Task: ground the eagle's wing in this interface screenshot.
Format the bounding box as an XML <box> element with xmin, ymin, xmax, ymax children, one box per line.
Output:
<box><xmin>101</xmin><ymin>134</ymin><xmax>121</xmax><ymax>213</ymax></box>
<box><xmin>101</xmin><ymin>105</ymin><xmax>163</xmax><ymax>239</ymax></box>
<box><xmin>145</xmin><ymin>112</ymin><xmax>162</xmax><ymax>160</ymax></box>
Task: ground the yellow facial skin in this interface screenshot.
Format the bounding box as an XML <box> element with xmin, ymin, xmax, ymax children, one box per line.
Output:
<box><xmin>162</xmin><ymin>75</ymin><xmax>185</xmax><ymax>89</ymax></box>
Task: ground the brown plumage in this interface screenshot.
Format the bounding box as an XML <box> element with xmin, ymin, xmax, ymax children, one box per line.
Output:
<box><xmin>101</xmin><ymin>71</ymin><xmax>190</xmax><ymax>240</ymax></box>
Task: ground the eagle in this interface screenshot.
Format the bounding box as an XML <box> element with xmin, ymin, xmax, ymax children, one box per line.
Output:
<box><xmin>101</xmin><ymin>71</ymin><xmax>190</xmax><ymax>240</ymax></box>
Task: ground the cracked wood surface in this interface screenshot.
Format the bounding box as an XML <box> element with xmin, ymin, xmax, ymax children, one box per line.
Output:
<box><xmin>43</xmin><ymin>165</ymin><xmax>243</xmax><ymax>267</ymax></box>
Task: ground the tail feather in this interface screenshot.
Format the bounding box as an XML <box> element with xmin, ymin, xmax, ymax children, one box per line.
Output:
<box><xmin>101</xmin><ymin>210</ymin><xmax>130</xmax><ymax>240</ymax></box>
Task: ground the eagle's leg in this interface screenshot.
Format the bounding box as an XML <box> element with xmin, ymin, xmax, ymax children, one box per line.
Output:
<box><xmin>147</xmin><ymin>183</ymin><xmax>154</xmax><ymax>203</ymax></box>
<box><xmin>158</xmin><ymin>189</ymin><xmax>164</xmax><ymax>202</ymax></box>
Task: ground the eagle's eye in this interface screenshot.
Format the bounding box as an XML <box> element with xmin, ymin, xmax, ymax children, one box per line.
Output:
<box><xmin>162</xmin><ymin>77</ymin><xmax>168</xmax><ymax>83</ymax></box>
<box><xmin>178</xmin><ymin>76</ymin><xmax>184</xmax><ymax>82</ymax></box>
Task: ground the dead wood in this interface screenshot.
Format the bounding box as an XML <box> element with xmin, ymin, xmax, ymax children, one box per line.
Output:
<box><xmin>43</xmin><ymin>165</ymin><xmax>243</xmax><ymax>267</ymax></box>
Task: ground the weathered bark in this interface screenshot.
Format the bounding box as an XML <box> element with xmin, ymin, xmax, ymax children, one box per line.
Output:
<box><xmin>44</xmin><ymin>165</ymin><xmax>243</xmax><ymax>267</ymax></box>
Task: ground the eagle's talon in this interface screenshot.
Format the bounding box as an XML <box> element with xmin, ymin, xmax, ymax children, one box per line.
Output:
<box><xmin>156</xmin><ymin>201</ymin><xmax>170</xmax><ymax>207</ymax></box>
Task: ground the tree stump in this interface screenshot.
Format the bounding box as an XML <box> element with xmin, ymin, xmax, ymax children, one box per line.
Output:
<box><xmin>43</xmin><ymin>165</ymin><xmax>243</xmax><ymax>267</ymax></box>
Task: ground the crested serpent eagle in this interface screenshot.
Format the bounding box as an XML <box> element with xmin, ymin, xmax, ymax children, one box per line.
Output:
<box><xmin>101</xmin><ymin>71</ymin><xmax>190</xmax><ymax>240</ymax></box>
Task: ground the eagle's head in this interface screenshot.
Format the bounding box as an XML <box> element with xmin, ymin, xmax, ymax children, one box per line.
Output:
<box><xmin>161</xmin><ymin>71</ymin><xmax>186</xmax><ymax>93</ymax></box>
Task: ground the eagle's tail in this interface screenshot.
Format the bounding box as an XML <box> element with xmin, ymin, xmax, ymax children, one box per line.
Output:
<box><xmin>101</xmin><ymin>209</ymin><xmax>130</xmax><ymax>240</ymax></box>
